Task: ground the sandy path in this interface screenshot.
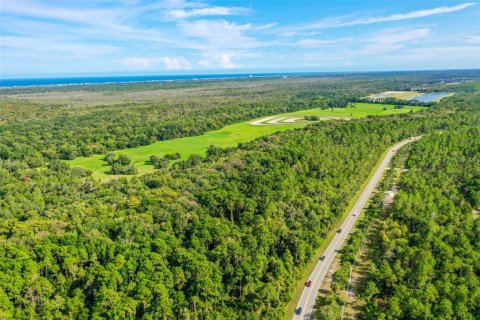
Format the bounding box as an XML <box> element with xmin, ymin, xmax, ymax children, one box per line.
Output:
<box><xmin>283</xmin><ymin>117</ymin><xmax>303</xmax><ymax>123</ymax></box>
<box><xmin>250</xmin><ymin>116</ymin><xmax>278</xmax><ymax>125</ymax></box>
<box><xmin>250</xmin><ymin>115</ymin><xmax>347</xmax><ymax>126</ymax></box>
<box><xmin>267</xmin><ymin>117</ymin><xmax>288</xmax><ymax>124</ymax></box>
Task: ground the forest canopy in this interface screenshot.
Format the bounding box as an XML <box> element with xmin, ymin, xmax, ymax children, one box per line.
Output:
<box><xmin>0</xmin><ymin>74</ymin><xmax>479</xmax><ymax>319</ymax></box>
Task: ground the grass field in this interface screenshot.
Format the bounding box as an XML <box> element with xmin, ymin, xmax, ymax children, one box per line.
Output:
<box><xmin>66</xmin><ymin>103</ymin><xmax>424</xmax><ymax>180</ymax></box>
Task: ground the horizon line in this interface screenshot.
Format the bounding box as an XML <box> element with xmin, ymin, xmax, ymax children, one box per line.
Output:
<box><xmin>2</xmin><ymin>68</ymin><xmax>480</xmax><ymax>81</ymax></box>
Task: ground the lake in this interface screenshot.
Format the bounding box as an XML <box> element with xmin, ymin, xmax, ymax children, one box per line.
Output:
<box><xmin>409</xmin><ymin>92</ymin><xmax>451</xmax><ymax>102</ymax></box>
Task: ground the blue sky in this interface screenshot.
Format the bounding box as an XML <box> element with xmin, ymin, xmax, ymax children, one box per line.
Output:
<box><xmin>1</xmin><ymin>0</ymin><xmax>479</xmax><ymax>77</ymax></box>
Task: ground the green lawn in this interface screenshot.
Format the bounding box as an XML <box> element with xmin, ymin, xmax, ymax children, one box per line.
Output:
<box><xmin>277</xmin><ymin>102</ymin><xmax>421</xmax><ymax>118</ymax></box>
<box><xmin>66</xmin><ymin>103</ymin><xmax>424</xmax><ymax>180</ymax></box>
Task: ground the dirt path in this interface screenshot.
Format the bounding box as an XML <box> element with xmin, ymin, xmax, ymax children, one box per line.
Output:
<box><xmin>267</xmin><ymin>117</ymin><xmax>288</xmax><ymax>124</ymax></box>
<box><xmin>250</xmin><ymin>116</ymin><xmax>278</xmax><ymax>125</ymax></box>
<box><xmin>283</xmin><ymin>117</ymin><xmax>303</xmax><ymax>123</ymax></box>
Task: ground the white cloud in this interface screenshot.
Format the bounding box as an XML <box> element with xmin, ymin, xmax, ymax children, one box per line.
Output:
<box><xmin>375</xmin><ymin>46</ymin><xmax>480</xmax><ymax>69</ymax></box>
<box><xmin>0</xmin><ymin>0</ymin><xmax>122</xmax><ymax>25</ymax></box>
<box><xmin>178</xmin><ymin>19</ymin><xmax>261</xmax><ymax>51</ymax></box>
<box><xmin>0</xmin><ymin>0</ymin><xmax>184</xmax><ymax>49</ymax></box>
<box><xmin>1</xmin><ymin>0</ymin><xmax>478</xmax><ymax>75</ymax></box>
<box><xmin>1</xmin><ymin>36</ymin><xmax>118</xmax><ymax>57</ymax></box>
<box><xmin>218</xmin><ymin>54</ymin><xmax>237</xmax><ymax>68</ymax></box>
<box><xmin>198</xmin><ymin>53</ymin><xmax>238</xmax><ymax>69</ymax></box>
<box><xmin>119</xmin><ymin>56</ymin><xmax>191</xmax><ymax>70</ymax></box>
<box><xmin>465</xmin><ymin>35</ymin><xmax>480</xmax><ymax>44</ymax></box>
<box><xmin>300</xmin><ymin>28</ymin><xmax>433</xmax><ymax>67</ymax></box>
<box><xmin>296</xmin><ymin>38</ymin><xmax>349</xmax><ymax>48</ymax></box>
<box><xmin>288</xmin><ymin>3</ymin><xmax>475</xmax><ymax>31</ymax></box>
<box><xmin>252</xmin><ymin>23</ymin><xmax>278</xmax><ymax>30</ymax></box>
<box><xmin>198</xmin><ymin>59</ymin><xmax>210</xmax><ymax>67</ymax></box>
<box><xmin>119</xmin><ymin>57</ymin><xmax>155</xmax><ymax>69</ymax></box>
<box><xmin>167</xmin><ymin>6</ymin><xmax>250</xmax><ymax>20</ymax></box>
<box><xmin>361</xmin><ymin>28</ymin><xmax>431</xmax><ymax>54</ymax></box>
<box><xmin>179</xmin><ymin>20</ymin><xmax>250</xmax><ymax>41</ymax></box>
<box><xmin>161</xmin><ymin>57</ymin><xmax>191</xmax><ymax>69</ymax></box>
<box><xmin>395</xmin><ymin>46</ymin><xmax>480</xmax><ymax>61</ymax></box>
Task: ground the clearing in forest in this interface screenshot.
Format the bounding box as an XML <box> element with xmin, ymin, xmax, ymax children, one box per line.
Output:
<box><xmin>368</xmin><ymin>91</ymin><xmax>421</xmax><ymax>100</ymax></box>
<box><xmin>66</xmin><ymin>103</ymin><xmax>424</xmax><ymax>180</ymax></box>
<box><xmin>369</xmin><ymin>90</ymin><xmax>454</xmax><ymax>102</ymax></box>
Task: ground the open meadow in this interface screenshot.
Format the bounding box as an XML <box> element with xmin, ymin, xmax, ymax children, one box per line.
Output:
<box><xmin>66</xmin><ymin>103</ymin><xmax>424</xmax><ymax>180</ymax></box>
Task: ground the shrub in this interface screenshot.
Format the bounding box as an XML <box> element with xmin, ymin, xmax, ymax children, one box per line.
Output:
<box><xmin>164</xmin><ymin>152</ymin><xmax>181</xmax><ymax>160</ymax></box>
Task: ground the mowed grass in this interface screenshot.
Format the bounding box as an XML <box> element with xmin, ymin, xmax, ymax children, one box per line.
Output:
<box><xmin>277</xmin><ymin>102</ymin><xmax>421</xmax><ymax>118</ymax></box>
<box><xmin>66</xmin><ymin>103</ymin><xmax>424</xmax><ymax>180</ymax></box>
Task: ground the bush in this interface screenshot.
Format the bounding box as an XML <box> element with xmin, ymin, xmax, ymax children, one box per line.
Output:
<box><xmin>150</xmin><ymin>155</ymin><xmax>161</xmax><ymax>166</ymax></box>
<box><xmin>164</xmin><ymin>152</ymin><xmax>181</xmax><ymax>160</ymax></box>
<box><xmin>116</xmin><ymin>154</ymin><xmax>131</xmax><ymax>165</ymax></box>
<box><xmin>111</xmin><ymin>163</ymin><xmax>138</xmax><ymax>175</ymax></box>
<box><xmin>104</xmin><ymin>152</ymin><xmax>116</xmax><ymax>164</ymax></box>
<box><xmin>105</xmin><ymin>154</ymin><xmax>135</xmax><ymax>174</ymax></box>
<box><xmin>157</xmin><ymin>159</ymin><xmax>170</xmax><ymax>169</ymax></box>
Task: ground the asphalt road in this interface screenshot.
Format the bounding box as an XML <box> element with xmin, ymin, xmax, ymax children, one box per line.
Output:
<box><xmin>292</xmin><ymin>136</ymin><xmax>421</xmax><ymax>320</ymax></box>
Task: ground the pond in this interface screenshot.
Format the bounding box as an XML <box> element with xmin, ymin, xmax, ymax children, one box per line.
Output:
<box><xmin>408</xmin><ymin>92</ymin><xmax>451</xmax><ymax>102</ymax></box>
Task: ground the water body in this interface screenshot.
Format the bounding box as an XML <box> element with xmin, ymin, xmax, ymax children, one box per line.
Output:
<box><xmin>409</xmin><ymin>92</ymin><xmax>450</xmax><ymax>102</ymax></box>
<box><xmin>0</xmin><ymin>72</ymin><xmax>321</xmax><ymax>88</ymax></box>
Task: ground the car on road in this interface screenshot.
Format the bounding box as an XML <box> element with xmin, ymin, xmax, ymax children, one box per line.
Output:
<box><xmin>353</xmin><ymin>212</ymin><xmax>357</xmax><ymax>216</ymax></box>
<box><xmin>320</xmin><ymin>255</ymin><xmax>325</xmax><ymax>261</ymax></box>
<box><xmin>306</xmin><ymin>280</ymin><xmax>312</xmax><ymax>287</ymax></box>
<box><xmin>337</xmin><ymin>228</ymin><xmax>342</xmax><ymax>233</ymax></box>
<box><xmin>295</xmin><ymin>307</ymin><xmax>302</xmax><ymax>315</ymax></box>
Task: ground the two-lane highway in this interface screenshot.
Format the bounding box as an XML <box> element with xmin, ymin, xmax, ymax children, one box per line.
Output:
<box><xmin>292</xmin><ymin>137</ymin><xmax>421</xmax><ymax>320</ymax></box>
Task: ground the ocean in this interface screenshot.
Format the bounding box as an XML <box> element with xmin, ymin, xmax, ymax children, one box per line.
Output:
<box><xmin>0</xmin><ymin>73</ymin><xmax>307</xmax><ymax>88</ymax></box>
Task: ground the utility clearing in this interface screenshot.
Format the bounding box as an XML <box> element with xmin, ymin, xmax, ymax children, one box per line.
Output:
<box><xmin>66</xmin><ymin>103</ymin><xmax>424</xmax><ymax>180</ymax></box>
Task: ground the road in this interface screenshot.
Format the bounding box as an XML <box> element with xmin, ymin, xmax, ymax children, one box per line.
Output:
<box><xmin>292</xmin><ymin>136</ymin><xmax>421</xmax><ymax>320</ymax></box>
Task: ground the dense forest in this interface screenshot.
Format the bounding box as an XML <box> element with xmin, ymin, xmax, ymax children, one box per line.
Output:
<box><xmin>1</xmin><ymin>72</ymin><xmax>476</xmax><ymax>163</ymax></box>
<box><xmin>312</xmin><ymin>145</ymin><xmax>412</xmax><ymax>319</ymax></box>
<box><xmin>0</xmin><ymin>77</ymin><xmax>370</xmax><ymax>162</ymax></box>
<box><xmin>359</xmin><ymin>127</ymin><xmax>480</xmax><ymax>319</ymax></box>
<box><xmin>0</xmin><ymin>74</ymin><xmax>479</xmax><ymax>319</ymax></box>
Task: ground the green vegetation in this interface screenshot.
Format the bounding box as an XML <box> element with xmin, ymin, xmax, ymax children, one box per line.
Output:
<box><xmin>0</xmin><ymin>74</ymin><xmax>479</xmax><ymax>319</ymax></box>
<box><xmin>66</xmin><ymin>103</ymin><xmax>423</xmax><ymax>180</ymax></box>
<box><xmin>2</xmin><ymin>108</ymin><xmax>478</xmax><ymax>319</ymax></box>
<box><xmin>105</xmin><ymin>154</ymin><xmax>138</xmax><ymax>175</ymax></box>
<box><xmin>358</xmin><ymin>128</ymin><xmax>480</xmax><ymax>319</ymax></box>
<box><xmin>278</xmin><ymin>102</ymin><xmax>421</xmax><ymax>119</ymax></box>
<box><xmin>286</xmin><ymin>139</ymin><xmax>397</xmax><ymax>319</ymax></box>
<box><xmin>312</xmin><ymin>151</ymin><xmax>405</xmax><ymax>319</ymax></box>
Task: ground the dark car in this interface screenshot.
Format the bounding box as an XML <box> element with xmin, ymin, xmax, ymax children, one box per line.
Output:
<box><xmin>320</xmin><ymin>255</ymin><xmax>326</xmax><ymax>261</ymax></box>
<box><xmin>306</xmin><ymin>280</ymin><xmax>312</xmax><ymax>287</ymax></box>
<box><xmin>338</xmin><ymin>228</ymin><xmax>342</xmax><ymax>233</ymax></box>
<box><xmin>295</xmin><ymin>307</ymin><xmax>302</xmax><ymax>315</ymax></box>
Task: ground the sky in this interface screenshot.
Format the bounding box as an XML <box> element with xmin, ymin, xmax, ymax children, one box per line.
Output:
<box><xmin>0</xmin><ymin>0</ymin><xmax>479</xmax><ymax>77</ymax></box>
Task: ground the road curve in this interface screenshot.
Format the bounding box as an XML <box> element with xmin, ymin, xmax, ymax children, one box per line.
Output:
<box><xmin>292</xmin><ymin>136</ymin><xmax>421</xmax><ymax>320</ymax></box>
